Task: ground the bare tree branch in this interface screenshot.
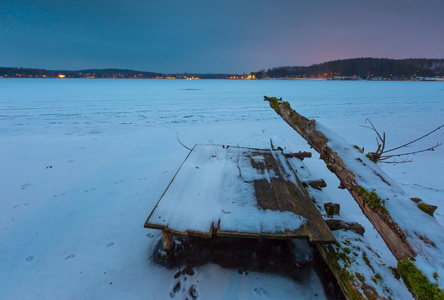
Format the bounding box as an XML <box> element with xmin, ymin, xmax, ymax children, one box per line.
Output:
<box><xmin>384</xmin><ymin>124</ymin><xmax>444</xmax><ymax>153</ymax></box>
<box><xmin>380</xmin><ymin>143</ymin><xmax>442</xmax><ymax>160</ymax></box>
<box><xmin>361</xmin><ymin>120</ymin><xmax>443</xmax><ymax>163</ymax></box>
<box><xmin>361</xmin><ymin>119</ymin><xmax>385</xmax><ymax>142</ymax></box>
<box><xmin>379</xmin><ymin>159</ymin><xmax>413</xmax><ymax>164</ymax></box>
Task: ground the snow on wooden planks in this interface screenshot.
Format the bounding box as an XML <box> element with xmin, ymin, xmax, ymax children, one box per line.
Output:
<box><xmin>144</xmin><ymin>144</ymin><xmax>335</xmax><ymax>244</ymax></box>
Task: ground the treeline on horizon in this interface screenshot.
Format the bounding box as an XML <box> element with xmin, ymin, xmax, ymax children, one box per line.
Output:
<box><xmin>252</xmin><ymin>58</ymin><xmax>444</xmax><ymax>79</ymax></box>
<box><xmin>0</xmin><ymin>67</ymin><xmax>236</xmax><ymax>79</ymax></box>
<box><xmin>1</xmin><ymin>58</ymin><xmax>444</xmax><ymax>79</ymax></box>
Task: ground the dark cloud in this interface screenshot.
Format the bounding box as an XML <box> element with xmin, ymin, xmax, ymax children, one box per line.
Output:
<box><xmin>1</xmin><ymin>0</ymin><xmax>443</xmax><ymax>73</ymax></box>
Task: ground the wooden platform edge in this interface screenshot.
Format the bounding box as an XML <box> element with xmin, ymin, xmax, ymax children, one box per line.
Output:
<box><xmin>145</xmin><ymin>223</ymin><xmax>215</xmax><ymax>239</ymax></box>
<box><xmin>144</xmin><ymin>144</ymin><xmax>196</xmax><ymax>230</ymax></box>
<box><xmin>216</xmin><ymin>227</ymin><xmax>336</xmax><ymax>243</ymax></box>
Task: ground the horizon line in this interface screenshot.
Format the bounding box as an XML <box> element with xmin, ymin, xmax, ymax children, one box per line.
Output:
<box><xmin>2</xmin><ymin>57</ymin><xmax>444</xmax><ymax>75</ymax></box>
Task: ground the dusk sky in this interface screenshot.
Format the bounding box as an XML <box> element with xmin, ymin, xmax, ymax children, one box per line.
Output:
<box><xmin>1</xmin><ymin>0</ymin><xmax>443</xmax><ymax>73</ymax></box>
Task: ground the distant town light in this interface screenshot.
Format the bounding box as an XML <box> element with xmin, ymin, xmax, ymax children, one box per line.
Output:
<box><xmin>58</xmin><ymin>74</ymin><xmax>66</xmax><ymax>78</ymax></box>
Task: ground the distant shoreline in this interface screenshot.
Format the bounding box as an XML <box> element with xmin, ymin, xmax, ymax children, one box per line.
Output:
<box><xmin>2</xmin><ymin>57</ymin><xmax>444</xmax><ymax>80</ymax></box>
<box><xmin>1</xmin><ymin>76</ymin><xmax>443</xmax><ymax>81</ymax></box>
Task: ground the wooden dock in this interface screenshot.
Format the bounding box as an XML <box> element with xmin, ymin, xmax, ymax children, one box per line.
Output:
<box><xmin>145</xmin><ymin>144</ymin><xmax>335</xmax><ymax>245</ymax></box>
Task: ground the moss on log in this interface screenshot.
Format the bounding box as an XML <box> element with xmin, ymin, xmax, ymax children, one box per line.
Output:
<box><xmin>398</xmin><ymin>259</ymin><xmax>444</xmax><ymax>300</ymax></box>
<box><xmin>317</xmin><ymin>244</ymin><xmax>388</xmax><ymax>300</ymax></box>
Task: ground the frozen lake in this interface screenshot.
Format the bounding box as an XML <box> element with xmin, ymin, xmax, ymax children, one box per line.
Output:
<box><xmin>1</xmin><ymin>79</ymin><xmax>443</xmax><ymax>136</ymax></box>
<box><xmin>1</xmin><ymin>79</ymin><xmax>443</xmax><ymax>299</ymax></box>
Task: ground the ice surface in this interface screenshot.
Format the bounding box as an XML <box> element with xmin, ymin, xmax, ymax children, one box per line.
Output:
<box><xmin>1</xmin><ymin>78</ymin><xmax>443</xmax><ymax>299</ymax></box>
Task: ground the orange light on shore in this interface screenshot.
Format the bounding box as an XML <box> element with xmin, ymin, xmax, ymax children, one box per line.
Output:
<box><xmin>58</xmin><ymin>74</ymin><xmax>66</xmax><ymax>78</ymax></box>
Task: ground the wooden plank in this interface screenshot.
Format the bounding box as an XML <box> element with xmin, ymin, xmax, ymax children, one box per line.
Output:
<box><xmin>251</xmin><ymin>154</ymin><xmax>279</xmax><ymax>210</ymax></box>
<box><xmin>254</xmin><ymin>179</ymin><xmax>278</xmax><ymax>210</ymax></box>
<box><xmin>265</xmin><ymin>151</ymin><xmax>335</xmax><ymax>244</ymax></box>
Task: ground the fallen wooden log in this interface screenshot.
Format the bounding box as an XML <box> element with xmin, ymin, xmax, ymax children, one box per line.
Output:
<box><xmin>264</xmin><ymin>96</ymin><xmax>444</xmax><ymax>299</ymax></box>
<box><xmin>265</xmin><ymin>96</ymin><xmax>415</xmax><ymax>258</ymax></box>
<box><xmin>292</xmin><ymin>155</ymin><xmax>411</xmax><ymax>299</ymax></box>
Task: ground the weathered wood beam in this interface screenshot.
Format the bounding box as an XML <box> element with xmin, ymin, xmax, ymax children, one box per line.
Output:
<box><xmin>303</xmin><ymin>179</ymin><xmax>327</xmax><ymax>190</ymax></box>
<box><xmin>284</xmin><ymin>151</ymin><xmax>312</xmax><ymax>160</ymax></box>
<box><xmin>264</xmin><ymin>96</ymin><xmax>415</xmax><ymax>260</ymax></box>
<box><xmin>325</xmin><ymin>219</ymin><xmax>365</xmax><ymax>236</ymax></box>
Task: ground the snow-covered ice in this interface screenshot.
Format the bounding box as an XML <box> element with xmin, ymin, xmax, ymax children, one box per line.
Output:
<box><xmin>0</xmin><ymin>78</ymin><xmax>443</xmax><ymax>299</ymax></box>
